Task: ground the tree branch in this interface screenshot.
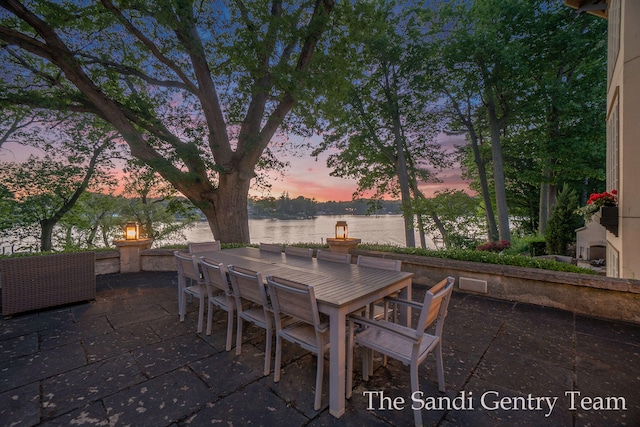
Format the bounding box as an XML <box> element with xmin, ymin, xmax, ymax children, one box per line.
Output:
<box><xmin>78</xmin><ymin>52</ymin><xmax>191</xmax><ymax>92</ymax></box>
<box><xmin>99</xmin><ymin>0</ymin><xmax>198</xmax><ymax>93</ymax></box>
<box><xmin>251</xmin><ymin>0</ymin><xmax>335</xmax><ymax>165</ymax></box>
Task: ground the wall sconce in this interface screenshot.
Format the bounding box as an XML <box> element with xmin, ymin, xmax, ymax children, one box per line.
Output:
<box><xmin>125</xmin><ymin>222</ymin><xmax>139</xmax><ymax>240</ymax></box>
<box><xmin>335</xmin><ymin>221</ymin><xmax>348</xmax><ymax>239</ymax></box>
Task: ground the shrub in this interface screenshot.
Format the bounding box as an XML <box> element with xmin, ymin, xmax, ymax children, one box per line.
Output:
<box><xmin>504</xmin><ymin>235</ymin><xmax>547</xmax><ymax>257</ymax></box>
<box><xmin>477</xmin><ymin>240</ymin><xmax>511</xmax><ymax>252</ymax></box>
<box><xmin>359</xmin><ymin>243</ymin><xmax>596</xmax><ymax>275</ymax></box>
<box><xmin>546</xmin><ymin>185</ymin><xmax>582</xmax><ymax>256</ymax></box>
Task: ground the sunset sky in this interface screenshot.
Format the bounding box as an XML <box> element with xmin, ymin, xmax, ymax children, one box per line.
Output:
<box><xmin>261</xmin><ymin>132</ymin><xmax>471</xmax><ymax>202</ymax></box>
<box><xmin>1</xmin><ymin>132</ymin><xmax>471</xmax><ymax>203</ymax></box>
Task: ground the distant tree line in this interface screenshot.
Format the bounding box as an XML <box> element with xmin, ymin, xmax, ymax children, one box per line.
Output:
<box><xmin>248</xmin><ymin>193</ymin><xmax>402</xmax><ymax>219</ymax></box>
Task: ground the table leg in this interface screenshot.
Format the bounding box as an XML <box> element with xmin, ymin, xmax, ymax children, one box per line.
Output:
<box><xmin>397</xmin><ymin>280</ymin><xmax>412</xmax><ymax>326</ymax></box>
<box><xmin>329</xmin><ymin>308</ymin><xmax>346</xmax><ymax>418</ymax></box>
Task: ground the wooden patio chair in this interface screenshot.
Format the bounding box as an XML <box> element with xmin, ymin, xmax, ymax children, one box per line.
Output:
<box><xmin>188</xmin><ymin>241</ymin><xmax>221</xmax><ymax>253</ymax></box>
<box><xmin>200</xmin><ymin>257</ymin><xmax>235</xmax><ymax>350</ymax></box>
<box><xmin>357</xmin><ymin>254</ymin><xmax>402</xmax><ymax>319</ymax></box>
<box><xmin>284</xmin><ymin>246</ymin><xmax>313</xmax><ymax>258</ymax></box>
<box><xmin>316</xmin><ymin>249</ymin><xmax>351</xmax><ymax>264</ymax></box>
<box><xmin>259</xmin><ymin>242</ymin><xmax>283</xmax><ymax>253</ymax></box>
<box><xmin>347</xmin><ymin>276</ymin><xmax>455</xmax><ymax>427</ymax></box>
<box><xmin>174</xmin><ymin>251</ymin><xmax>207</xmax><ymax>333</ymax></box>
<box><xmin>356</xmin><ymin>255</ymin><xmax>403</xmax><ymax>367</ymax></box>
<box><xmin>227</xmin><ymin>264</ymin><xmax>274</xmax><ymax>375</ymax></box>
<box><xmin>266</xmin><ymin>275</ymin><xmax>330</xmax><ymax>410</ymax></box>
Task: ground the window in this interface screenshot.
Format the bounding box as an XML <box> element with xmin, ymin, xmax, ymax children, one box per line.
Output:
<box><xmin>607</xmin><ymin>244</ymin><xmax>619</xmax><ymax>278</ymax></box>
<box><xmin>607</xmin><ymin>0</ymin><xmax>621</xmax><ymax>86</ymax></box>
<box><xmin>607</xmin><ymin>94</ymin><xmax>619</xmax><ymax>192</ymax></box>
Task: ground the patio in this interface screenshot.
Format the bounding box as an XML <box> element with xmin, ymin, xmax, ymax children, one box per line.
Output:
<box><xmin>0</xmin><ymin>271</ymin><xmax>638</xmax><ymax>426</ymax></box>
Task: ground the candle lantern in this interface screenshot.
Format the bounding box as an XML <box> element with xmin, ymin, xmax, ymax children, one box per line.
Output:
<box><xmin>125</xmin><ymin>222</ymin><xmax>139</xmax><ymax>240</ymax></box>
<box><xmin>335</xmin><ymin>221</ymin><xmax>348</xmax><ymax>239</ymax></box>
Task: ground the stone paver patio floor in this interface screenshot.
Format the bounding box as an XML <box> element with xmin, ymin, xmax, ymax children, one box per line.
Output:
<box><xmin>1</xmin><ymin>271</ymin><xmax>638</xmax><ymax>426</ymax></box>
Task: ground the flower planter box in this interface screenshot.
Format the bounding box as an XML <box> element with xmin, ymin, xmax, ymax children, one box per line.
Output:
<box><xmin>0</xmin><ymin>252</ymin><xmax>96</xmax><ymax>317</ymax></box>
<box><xmin>599</xmin><ymin>206</ymin><xmax>619</xmax><ymax>236</ymax></box>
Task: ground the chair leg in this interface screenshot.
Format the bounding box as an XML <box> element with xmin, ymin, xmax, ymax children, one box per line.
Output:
<box><xmin>197</xmin><ymin>297</ymin><xmax>205</xmax><ymax>333</ymax></box>
<box><xmin>410</xmin><ymin>364</ymin><xmax>423</xmax><ymax>427</ymax></box>
<box><xmin>263</xmin><ymin>326</ymin><xmax>272</xmax><ymax>376</ymax></box>
<box><xmin>179</xmin><ymin>290</ymin><xmax>187</xmax><ymax>322</ymax></box>
<box><xmin>235</xmin><ymin>317</ymin><xmax>243</xmax><ymax>356</ymax></box>
<box><xmin>362</xmin><ymin>348</ymin><xmax>369</xmax><ymax>381</ymax></box>
<box><xmin>314</xmin><ymin>351</ymin><xmax>324</xmax><ymax>411</ymax></box>
<box><xmin>225</xmin><ymin>308</ymin><xmax>234</xmax><ymax>351</ymax></box>
<box><xmin>206</xmin><ymin>301</ymin><xmax>213</xmax><ymax>335</ymax></box>
<box><xmin>435</xmin><ymin>341</ymin><xmax>446</xmax><ymax>392</ymax></box>
<box><xmin>177</xmin><ymin>279</ymin><xmax>184</xmax><ymax>316</ymax></box>
<box><xmin>274</xmin><ymin>334</ymin><xmax>282</xmax><ymax>382</ymax></box>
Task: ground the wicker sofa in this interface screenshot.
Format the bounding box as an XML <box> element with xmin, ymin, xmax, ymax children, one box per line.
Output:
<box><xmin>0</xmin><ymin>251</ymin><xmax>96</xmax><ymax>317</ymax></box>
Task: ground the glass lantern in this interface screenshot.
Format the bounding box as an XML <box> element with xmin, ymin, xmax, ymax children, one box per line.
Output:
<box><xmin>335</xmin><ymin>221</ymin><xmax>348</xmax><ymax>239</ymax></box>
<box><xmin>125</xmin><ymin>222</ymin><xmax>139</xmax><ymax>240</ymax></box>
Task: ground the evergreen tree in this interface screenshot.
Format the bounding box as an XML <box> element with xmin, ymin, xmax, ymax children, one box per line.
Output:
<box><xmin>545</xmin><ymin>185</ymin><xmax>582</xmax><ymax>256</ymax></box>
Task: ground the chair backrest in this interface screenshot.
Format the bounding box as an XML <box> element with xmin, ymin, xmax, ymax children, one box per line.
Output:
<box><xmin>416</xmin><ymin>277</ymin><xmax>455</xmax><ymax>336</ymax></box>
<box><xmin>284</xmin><ymin>246</ymin><xmax>313</xmax><ymax>258</ymax></box>
<box><xmin>266</xmin><ymin>276</ymin><xmax>320</xmax><ymax>328</ymax></box>
<box><xmin>357</xmin><ymin>255</ymin><xmax>401</xmax><ymax>271</ymax></box>
<box><xmin>316</xmin><ymin>250</ymin><xmax>351</xmax><ymax>264</ymax></box>
<box><xmin>259</xmin><ymin>242</ymin><xmax>283</xmax><ymax>253</ymax></box>
<box><xmin>227</xmin><ymin>265</ymin><xmax>269</xmax><ymax>306</ymax></box>
<box><xmin>200</xmin><ymin>257</ymin><xmax>232</xmax><ymax>298</ymax></box>
<box><xmin>189</xmin><ymin>241</ymin><xmax>221</xmax><ymax>253</ymax></box>
<box><xmin>174</xmin><ymin>251</ymin><xmax>200</xmax><ymax>281</ymax></box>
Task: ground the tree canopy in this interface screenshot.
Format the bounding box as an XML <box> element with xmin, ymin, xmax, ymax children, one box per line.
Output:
<box><xmin>0</xmin><ymin>0</ymin><xmax>339</xmax><ymax>243</ymax></box>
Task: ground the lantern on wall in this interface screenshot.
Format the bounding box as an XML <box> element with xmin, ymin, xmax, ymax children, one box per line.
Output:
<box><xmin>125</xmin><ymin>222</ymin><xmax>139</xmax><ymax>240</ymax></box>
<box><xmin>335</xmin><ymin>221</ymin><xmax>348</xmax><ymax>239</ymax></box>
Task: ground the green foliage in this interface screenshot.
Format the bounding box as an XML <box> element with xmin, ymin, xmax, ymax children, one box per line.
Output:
<box><xmin>359</xmin><ymin>244</ymin><xmax>595</xmax><ymax>275</ymax></box>
<box><xmin>477</xmin><ymin>241</ymin><xmax>511</xmax><ymax>252</ymax></box>
<box><xmin>414</xmin><ymin>190</ymin><xmax>485</xmax><ymax>249</ymax></box>
<box><xmin>312</xmin><ymin>1</ymin><xmax>450</xmax><ymax>247</ymax></box>
<box><xmin>0</xmin><ymin>185</ymin><xmax>19</xmax><ymax>234</ymax></box>
<box><xmin>119</xmin><ymin>161</ymin><xmax>200</xmax><ymax>245</ymax></box>
<box><xmin>545</xmin><ymin>185</ymin><xmax>582</xmax><ymax>255</ymax></box>
<box><xmin>425</xmin><ymin>0</ymin><xmax>607</xmax><ymax>236</ymax></box>
<box><xmin>504</xmin><ymin>234</ymin><xmax>547</xmax><ymax>257</ymax></box>
<box><xmin>0</xmin><ymin>0</ymin><xmax>344</xmax><ymax>243</ymax></box>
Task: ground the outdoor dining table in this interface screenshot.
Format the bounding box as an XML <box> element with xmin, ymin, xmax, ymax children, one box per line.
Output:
<box><xmin>196</xmin><ymin>247</ymin><xmax>413</xmax><ymax>418</ymax></box>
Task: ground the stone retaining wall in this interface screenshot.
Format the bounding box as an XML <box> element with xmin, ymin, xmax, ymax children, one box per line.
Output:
<box><xmin>351</xmin><ymin>249</ymin><xmax>640</xmax><ymax>325</ymax></box>
<box><xmin>95</xmin><ymin>248</ymin><xmax>640</xmax><ymax>324</ymax></box>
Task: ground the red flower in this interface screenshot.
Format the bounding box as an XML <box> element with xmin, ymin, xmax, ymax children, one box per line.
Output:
<box><xmin>586</xmin><ymin>190</ymin><xmax>617</xmax><ymax>206</ymax></box>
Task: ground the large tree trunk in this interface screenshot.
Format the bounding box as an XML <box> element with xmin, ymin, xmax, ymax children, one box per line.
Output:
<box><xmin>539</xmin><ymin>171</ymin><xmax>558</xmax><ymax>235</ymax></box>
<box><xmin>486</xmin><ymin>93</ymin><xmax>511</xmax><ymax>242</ymax></box>
<box><xmin>40</xmin><ymin>219</ymin><xmax>54</xmax><ymax>252</ymax></box>
<box><xmin>539</xmin><ymin>102</ymin><xmax>561</xmax><ymax>235</ymax></box>
<box><xmin>468</xmin><ymin>132</ymin><xmax>499</xmax><ymax>241</ymax></box>
<box><xmin>442</xmin><ymin>88</ymin><xmax>498</xmax><ymax>242</ymax></box>
<box><xmin>206</xmin><ymin>172</ymin><xmax>252</xmax><ymax>243</ymax></box>
<box><xmin>394</xmin><ymin>127</ymin><xmax>416</xmax><ymax>247</ymax></box>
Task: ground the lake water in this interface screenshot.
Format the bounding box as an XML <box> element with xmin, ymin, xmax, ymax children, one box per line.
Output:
<box><xmin>0</xmin><ymin>215</ymin><xmax>436</xmax><ymax>253</ymax></box>
<box><xmin>184</xmin><ymin>215</ymin><xmax>436</xmax><ymax>248</ymax></box>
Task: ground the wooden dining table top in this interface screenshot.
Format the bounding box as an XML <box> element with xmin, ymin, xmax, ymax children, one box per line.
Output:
<box><xmin>196</xmin><ymin>247</ymin><xmax>413</xmax><ymax>308</ymax></box>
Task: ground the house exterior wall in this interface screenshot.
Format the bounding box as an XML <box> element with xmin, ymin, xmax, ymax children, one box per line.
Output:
<box><xmin>575</xmin><ymin>221</ymin><xmax>606</xmax><ymax>260</ymax></box>
<box><xmin>607</xmin><ymin>0</ymin><xmax>640</xmax><ymax>279</ymax></box>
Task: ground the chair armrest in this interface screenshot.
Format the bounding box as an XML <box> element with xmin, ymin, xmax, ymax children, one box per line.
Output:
<box><xmin>348</xmin><ymin>314</ymin><xmax>420</xmax><ymax>341</ymax></box>
<box><xmin>317</xmin><ymin>322</ymin><xmax>329</xmax><ymax>333</ymax></box>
